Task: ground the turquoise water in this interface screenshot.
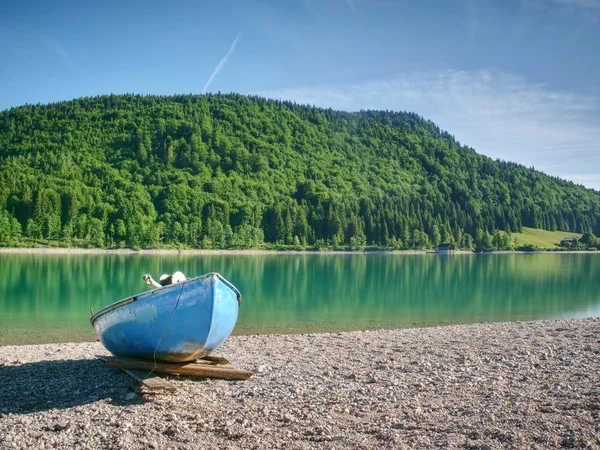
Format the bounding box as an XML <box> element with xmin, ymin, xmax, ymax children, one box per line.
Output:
<box><xmin>0</xmin><ymin>253</ymin><xmax>599</xmax><ymax>344</ymax></box>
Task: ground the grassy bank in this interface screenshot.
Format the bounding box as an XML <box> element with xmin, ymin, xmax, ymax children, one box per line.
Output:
<box><xmin>509</xmin><ymin>227</ymin><xmax>581</xmax><ymax>249</ymax></box>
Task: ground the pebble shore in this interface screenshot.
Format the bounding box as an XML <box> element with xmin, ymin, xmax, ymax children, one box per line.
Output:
<box><xmin>1</xmin><ymin>318</ymin><xmax>599</xmax><ymax>449</ymax></box>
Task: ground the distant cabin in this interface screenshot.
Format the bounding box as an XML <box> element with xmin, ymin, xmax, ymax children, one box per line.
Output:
<box><xmin>437</xmin><ymin>243</ymin><xmax>455</xmax><ymax>253</ymax></box>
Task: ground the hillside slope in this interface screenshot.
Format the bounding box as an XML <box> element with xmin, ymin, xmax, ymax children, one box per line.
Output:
<box><xmin>0</xmin><ymin>94</ymin><xmax>599</xmax><ymax>249</ymax></box>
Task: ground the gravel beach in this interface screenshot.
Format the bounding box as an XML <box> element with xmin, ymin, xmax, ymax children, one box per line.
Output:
<box><xmin>1</xmin><ymin>318</ymin><xmax>599</xmax><ymax>449</ymax></box>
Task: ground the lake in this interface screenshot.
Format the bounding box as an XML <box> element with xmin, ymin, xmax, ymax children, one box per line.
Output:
<box><xmin>0</xmin><ymin>253</ymin><xmax>599</xmax><ymax>345</ymax></box>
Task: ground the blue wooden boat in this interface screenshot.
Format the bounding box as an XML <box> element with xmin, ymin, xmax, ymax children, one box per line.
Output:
<box><xmin>91</xmin><ymin>273</ymin><xmax>242</xmax><ymax>362</ymax></box>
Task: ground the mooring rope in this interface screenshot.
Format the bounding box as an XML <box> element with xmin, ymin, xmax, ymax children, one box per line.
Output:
<box><xmin>142</xmin><ymin>280</ymin><xmax>186</xmax><ymax>382</ymax></box>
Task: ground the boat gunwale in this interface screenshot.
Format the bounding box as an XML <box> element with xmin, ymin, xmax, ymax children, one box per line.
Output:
<box><xmin>90</xmin><ymin>272</ymin><xmax>242</xmax><ymax>326</ymax></box>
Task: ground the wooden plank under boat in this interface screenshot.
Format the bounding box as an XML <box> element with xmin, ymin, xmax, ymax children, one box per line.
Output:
<box><xmin>91</xmin><ymin>272</ymin><xmax>242</xmax><ymax>363</ymax></box>
<box><xmin>103</xmin><ymin>356</ymin><xmax>253</xmax><ymax>380</ymax></box>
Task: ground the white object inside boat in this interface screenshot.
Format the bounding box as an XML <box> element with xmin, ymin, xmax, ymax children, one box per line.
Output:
<box><xmin>143</xmin><ymin>271</ymin><xmax>186</xmax><ymax>289</ymax></box>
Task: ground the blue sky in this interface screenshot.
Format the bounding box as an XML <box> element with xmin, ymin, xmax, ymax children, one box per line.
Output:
<box><xmin>1</xmin><ymin>0</ymin><xmax>599</xmax><ymax>189</ymax></box>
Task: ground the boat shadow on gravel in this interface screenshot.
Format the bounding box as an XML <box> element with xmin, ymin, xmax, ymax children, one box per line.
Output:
<box><xmin>0</xmin><ymin>359</ymin><xmax>145</xmax><ymax>414</ymax></box>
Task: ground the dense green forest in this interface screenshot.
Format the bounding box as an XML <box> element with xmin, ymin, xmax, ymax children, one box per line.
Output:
<box><xmin>1</xmin><ymin>93</ymin><xmax>599</xmax><ymax>250</ymax></box>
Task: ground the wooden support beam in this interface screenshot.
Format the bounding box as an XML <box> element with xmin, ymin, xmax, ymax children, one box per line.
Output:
<box><xmin>104</xmin><ymin>356</ymin><xmax>253</xmax><ymax>380</ymax></box>
<box><xmin>97</xmin><ymin>355</ymin><xmax>177</xmax><ymax>392</ymax></box>
<box><xmin>199</xmin><ymin>355</ymin><xmax>230</xmax><ymax>365</ymax></box>
<box><xmin>123</xmin><ymin>369</ymin><xmax>177</xmax><ymax>392</ymax></box>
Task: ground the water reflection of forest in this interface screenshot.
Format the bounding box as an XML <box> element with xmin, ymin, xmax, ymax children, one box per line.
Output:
<box><xmin>0</xmin><ymin>254</ymin><xmax>599</xmax><ymax>343</ymax></box>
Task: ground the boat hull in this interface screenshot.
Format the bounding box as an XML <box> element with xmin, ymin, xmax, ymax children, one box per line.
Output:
<box><xmin>91</xmin><ymin>273</ymin><xmax>241</xmax><ymax>362</ymax></box>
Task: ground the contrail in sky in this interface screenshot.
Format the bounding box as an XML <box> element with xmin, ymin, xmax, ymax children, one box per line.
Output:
<box><xmin>202</xmin><ymin>32</ymin><xmax>242</xmax><ymax>94</ymax></box>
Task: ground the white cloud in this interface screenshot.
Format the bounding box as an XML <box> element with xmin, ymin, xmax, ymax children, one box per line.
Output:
<box><xmin>565</xmin><ymin>173</ymin><xmax>600</xmax><ymax>185</ymax></box>
<box><xmin>256</xmin><ymin>70</ymin><xmax>600</xmax><ymax>190</ymax></box>
<box><xmin>202</xmin><ymin>32</ymin><xmax>242</xmax><ymax>94</ymax></box>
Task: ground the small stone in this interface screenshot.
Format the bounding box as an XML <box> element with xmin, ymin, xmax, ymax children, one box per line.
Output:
<box><xmin>254</xmin><ymin>365</ymin><xmax>267</xmax><ymax>373</ymax></box>
<box><xmin>163</xmin><ymin>425</ymin><xmax>176</xmax><ymax>436</ymax></box>
<box><xmin>48</xmin><ymin>421</ymin><xmax>69</xmax><ymax>431</ymax></box>
<box><xmin>124</xmin><ymin>392</ymin><xmax>136</xmax><ymax>401</ymax></box>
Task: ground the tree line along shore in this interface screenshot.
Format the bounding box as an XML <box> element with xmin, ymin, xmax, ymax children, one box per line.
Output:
<box><xmin>1</xmin><ymin>94</ymin><xmax>599</xmax><ymax>251</ymax></box>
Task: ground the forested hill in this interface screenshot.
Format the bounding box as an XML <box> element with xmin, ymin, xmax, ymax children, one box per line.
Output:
<box><xmin>0</xmin><ymin>93</ymin><xmax>599</xmax><ymax>250</ymax></box>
